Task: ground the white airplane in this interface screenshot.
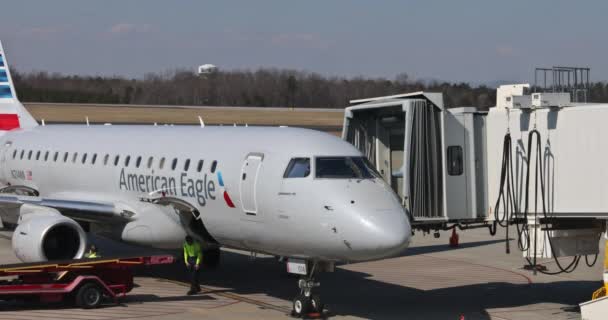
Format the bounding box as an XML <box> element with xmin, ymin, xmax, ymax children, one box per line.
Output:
<box><xmin>0</xmin><ymin>41</ymin><xmax>410</xmax><ymax>315</ymax></box>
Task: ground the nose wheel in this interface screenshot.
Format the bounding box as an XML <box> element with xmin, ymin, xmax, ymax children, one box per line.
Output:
<box><xmin>291</xmin><ymin>262</ymin><xmax>325</xmax><ymax>318</ymax></box>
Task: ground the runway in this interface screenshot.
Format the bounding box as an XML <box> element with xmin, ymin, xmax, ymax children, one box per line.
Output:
<box><xmin>0</xmin><ymin>228</ymin><xmax>602</xmax><ymax>319</ymax></box>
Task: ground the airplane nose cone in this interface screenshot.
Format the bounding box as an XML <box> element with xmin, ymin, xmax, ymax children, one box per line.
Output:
<box><xmin>347</xmin><ymin>208</ymin><xmax>411</xmax><ymax>261</ymax></box>
<box><xmin>372</xmin><ymin>212</ymin><xmax>411</xmax><ymax>256</ymax></box>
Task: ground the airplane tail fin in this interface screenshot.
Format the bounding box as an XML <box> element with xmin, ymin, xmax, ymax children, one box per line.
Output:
<box><xmin>0</xmin><ymin>41</ymin><xmax>38</xmax><ymax>131</ymax></box>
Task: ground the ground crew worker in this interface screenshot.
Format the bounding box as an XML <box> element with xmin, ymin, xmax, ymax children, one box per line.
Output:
<box><xmin>183</xmin><ymin>235</ymin><xmax>202</xmax><ymax>295</ymax></box>
<box><xmin>84</xmin><ymin>245</ymin><xmax>99</xmax><ymax>258</ymax></box>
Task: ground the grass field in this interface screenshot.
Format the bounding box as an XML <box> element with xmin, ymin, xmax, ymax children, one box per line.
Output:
<box><xmin>23</xmin><ymin>103</ymin><xmax>344</xmax><ymax>135</ymax></box>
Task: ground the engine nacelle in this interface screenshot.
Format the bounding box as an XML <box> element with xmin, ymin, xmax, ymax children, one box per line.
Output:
<box><xmin>12</xmin><ymin>204</ymin><xmax>87</xmax><ymax>262</ymax></box>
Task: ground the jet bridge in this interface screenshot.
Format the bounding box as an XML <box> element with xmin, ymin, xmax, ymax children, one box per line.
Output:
<box><xmin>343</xmin><ymin>80</ymin><xmax>608</xmax><ymax>278</ymax></box>
<box><xmin>343</xmin><ymin>92</ymin><xmax>488</xmax><ymax>226</ymax></box>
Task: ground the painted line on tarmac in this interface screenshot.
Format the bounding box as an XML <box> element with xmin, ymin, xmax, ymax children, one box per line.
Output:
<box><xmin>421</xmin><ymin>254</ymin><xmax>533</xmax><ymax>284</ymax></box>
<box><xmin>157</xmin><ymin>278</ymin><xmax>291</xmax><ymax>314</ymax></box>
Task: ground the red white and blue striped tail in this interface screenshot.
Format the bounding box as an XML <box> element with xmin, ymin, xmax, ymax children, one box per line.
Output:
<box><xmin>0</xmin><ymin>41</ymin><xmax>38</xmax><ymax>131</ymax></box>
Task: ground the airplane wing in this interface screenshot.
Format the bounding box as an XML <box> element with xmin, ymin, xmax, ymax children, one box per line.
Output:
<box><xmin>0</xmin><ymin>194</ymin><xmax>133</xmax><ymax>225</ymax></box>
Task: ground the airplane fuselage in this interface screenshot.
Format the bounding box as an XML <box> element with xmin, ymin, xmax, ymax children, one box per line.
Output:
<box><xmin>0</xmin><ymin>125</ymin><xmax>411</xmax><ymax>262</ymax></box>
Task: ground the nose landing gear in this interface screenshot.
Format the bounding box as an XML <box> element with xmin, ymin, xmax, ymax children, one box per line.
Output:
<box><xmin>291</xmin><ymin>262</ymin><xmax>326</xmax><ymax>318</ymax></box>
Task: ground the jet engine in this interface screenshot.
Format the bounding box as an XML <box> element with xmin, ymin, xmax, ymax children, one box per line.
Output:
<box><xmin>12</xmin><ymin>205</ymin><xmax>87</xmax><ymax>262</ymax></box>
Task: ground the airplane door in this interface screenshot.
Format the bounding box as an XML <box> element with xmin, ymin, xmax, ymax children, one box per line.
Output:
<box><xmin>239</xmin><ymin>153</ymin><xmax>264</xmax><ymax>216</ymax></box>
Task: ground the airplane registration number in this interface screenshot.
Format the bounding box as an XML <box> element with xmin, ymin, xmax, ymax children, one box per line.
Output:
<box><xmin>286</xmin><ymin>259</ymin><xmax>307</xmax><ymax>275</ymax></box>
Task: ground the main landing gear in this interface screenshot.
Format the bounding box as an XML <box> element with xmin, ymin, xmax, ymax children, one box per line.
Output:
<box><xmin>291</xmin><ymin>261</ymin><xmax>326</xmax><ymax>318</ymax></box>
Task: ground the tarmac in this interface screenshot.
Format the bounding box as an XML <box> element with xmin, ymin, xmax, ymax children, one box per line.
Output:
<box><xmin>0</xmin><ymin>227</ymin><xmax>603</xmax><ymax>320</ymax></box>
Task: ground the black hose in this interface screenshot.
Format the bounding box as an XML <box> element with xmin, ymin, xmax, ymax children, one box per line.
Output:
<box><xmin>493</xmin><ymin>133</ymin><xmax>519</xmax><ymax>253</ymax></box>
<box><xmin>585</xmin><ymin>253</ymin><xmax>599</xmax><ymax>267</ymax></box>
<box><xmin>492</xmin><ymin>129</ymin><xmax>587</xmax><ymax>275</ymax></box>
<box><xmin>523</xmin><ymin>129</ymin><xmax>581</xmax><ymax>275</ymax></box>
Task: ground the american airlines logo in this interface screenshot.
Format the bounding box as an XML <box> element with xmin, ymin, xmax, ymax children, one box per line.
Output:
<box><xmin>118</xmin><ymin>168</ymin><xmax>217</xmax><ymax>206</ymax></box>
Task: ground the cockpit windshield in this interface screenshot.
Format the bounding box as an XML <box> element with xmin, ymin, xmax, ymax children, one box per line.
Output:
<box><xmin>315</xmin><ymin>157</ymin><xmax>379</xmax><ymax>179</ymax></box>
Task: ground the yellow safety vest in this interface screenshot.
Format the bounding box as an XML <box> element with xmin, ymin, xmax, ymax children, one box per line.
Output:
<box><xmin>183</xmin><ymin>241</ymin><xmax>202</xmax><ymax>265</ymax></box>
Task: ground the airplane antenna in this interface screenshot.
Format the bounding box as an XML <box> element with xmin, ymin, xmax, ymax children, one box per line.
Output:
<box><xmin>86</xmin><ymin>116</ymin><xmax>90</xmax><ymax>126</ymax></box>
<box><xmin>198</xmin><ymin>116</ymin><xmax>205</xmax><ymax>128</ymax></box>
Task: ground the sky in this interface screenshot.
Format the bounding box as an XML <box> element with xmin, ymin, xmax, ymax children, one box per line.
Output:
<box><xmin>1</xmin><ymin>0</ymin><xmax>607</xmax><ymax>84</ymax></box>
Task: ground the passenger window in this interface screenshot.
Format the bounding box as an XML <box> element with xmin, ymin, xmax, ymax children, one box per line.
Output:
<box><xmin>136</xmin><ymin>156</ymin><xmax>142</xmax><ymax>168</ymax></box>
<box><xmin>184</xmin><ymin>159</ymin><xmax>190</xmax><ymax>171</ymax></box>
<box><xmin>54</xmin><ymin>152</ymin><xmax>59</xmax><ymax>162</ymax></box>
<box><xmin>104</xmin><ymin>154</ymin><xmax>109</xmax><ymax>165</ymax></box>
<box><xmin>12</xmin><ymin>149</ymin><xmax>16</xmax><ymax>159</ymax></box>
<box><xmin>82</xmin><ymin>153</ymin><xmax>87</xmax><ymax>164</ymax></box>
<box><xmin>35</xmin><ymin>151</ymin><xmax>40</xmax><ymax>160</ymax></box>
<box><xmin>147</xmin><ymin>157</ymin><xmax>153</xmax><ymax>169</ymax></box>
<box><xmin>210</xmin><ymin>160</ymin><xmax>217</xmax><ymax>173</ymax></box>
<box><xmin>44</xmin><ymin>151</ymin><xmax>49</xmax><ymax>161</ymax></box>
<box><xmin>124</xmin><ymin>156</ymin><xmax>130</xmax><ymax>167</ymax></box>
<box><xmin>72</xmin><ymin>152</ymin><xmax>78</xmax><ymax>163</ymax></box>
<box><xmin>447</xmin><ymin>146</ymin><xmax>463</xmax><ymax>176</ymax></box>
<box><xmin>91</xmin><ymin>153</ymin><xmax>97</xmax><ymax>164</ymax></box>
<box><xmin>284</xmin><ymin>158</ymin><xmax>310</xmax><ymax>178</ymax></box>
<box><xmin>64</xmin><ymin>152</ymin><xmax>69</xmax><ymax>162</ymax></box>
<box><xmin>172</xmin><ymin>158</ymin><xmax>178</xmax><ymax>171</ymax></box>
<box><xmin>197</xmin><ymin>160</ymin><xmax>204</xmax><ymax>172</ymax></box>
<box><xmin>159</xmin><ymin>157</ymin><xmax>165</xmax><ymax>169</ymax></box>
<box><xmin>114</xmin><ymin>155</ymin><xmax>120</xmax><ymax>166</ymax></box>
<box><xmin>28</xmin><ymin>150</ymin><xmax>32</xmax><ymax>160</ymax></box>
<box><xmin>20</xmin><ymin>150</ymin><xmax>24</xmax><ymax>159</ymax></box>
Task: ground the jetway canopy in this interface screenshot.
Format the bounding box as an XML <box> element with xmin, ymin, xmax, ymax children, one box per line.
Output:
<box><xmin>343</xmin><ymin>92</ymin><xmax>488</xmax><ymax>223</ymax></box>
<box><xmin>347</xmin><ymin>91</ymin><xmax>445</xmax><ymax>110</ymax></box>
<box><xmin>345</xmin><ymin>93</ymin><xmax>444</xmax><ymax>222</ymax></box>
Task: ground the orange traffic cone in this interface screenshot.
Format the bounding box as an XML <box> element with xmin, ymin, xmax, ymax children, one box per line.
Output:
<box><xmin>449</xmin><ymin>228</ymin><xmax>459</xmax><ymax>247</ymax></box>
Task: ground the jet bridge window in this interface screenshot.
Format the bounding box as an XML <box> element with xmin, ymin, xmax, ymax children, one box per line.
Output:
<box><xmin>315</xmin><ymin>157</ymin><xmax>376</xmax><ymax>179</ymax></box>
<box><xmin>283</xmin><ymin>158</ymin><xmax>310</xmax><ymax>178</ymax></box>
<box><xmin>447</xmin><ymin>146</ymin><xmax>463</xmax><ymax>176</ymax></box>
